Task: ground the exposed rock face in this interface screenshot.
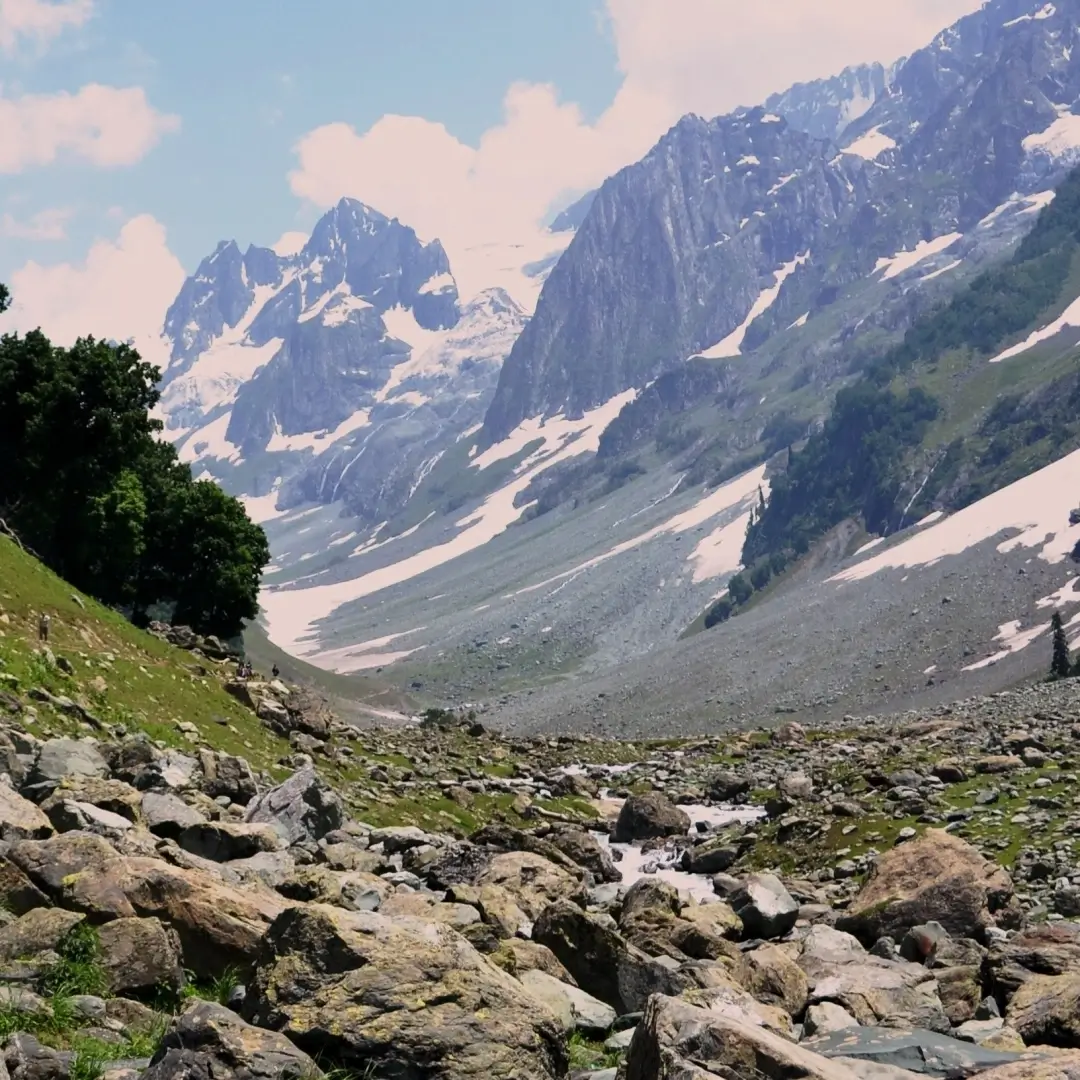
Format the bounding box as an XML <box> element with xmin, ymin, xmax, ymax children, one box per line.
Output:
<box><xmin>243</xmin><ymin>904</ymin><xmax>568</xmax><ymax>1080</ymax></box>
<box><xmin>481</xmin><ymin>0</ymin><xmax>1080</xmax><ymax>443</ymax></box>
<box><xmin>243</xmin><ymin>767</ymin><xmax>345</xmax><ymax>846</ymax></box>
<box><xmin>836</xmin><ymin>830</ymin><xmax>1015</xmax><ymax>944</ymax></box>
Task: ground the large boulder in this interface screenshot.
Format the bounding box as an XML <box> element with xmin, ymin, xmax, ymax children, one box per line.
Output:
<box><xmin>613</xmin><ymin>792</ymin><xmax>690</xmax><ymax>843</ymax></box>
<box><xmin>176</xmin><ymin>821</ymin><xmax>281</xmax><ymax>863</ymax></box>
<box><xmin>837</xmin><ymin>830</ymin><xmax>1015</xmax><ymax>944</ymax></box>
<box><xmin>98</xmin><ymin>917</ymin><xmax>184</xmax><ymax>996</ymax></box>
<box><xmin>730</xmin><ymin>873</ymin><xmax>799</xmax><ymax>939</ymax></box>
<box><xmin>150</xmin><ymin>1001</ymin><xmax>320</xmax><ymax>1080</ymax></box>
<box><xmin>0</xmin><ymin>908</ymin><xmax>84</xmax><ymax>962</ymax></box>
<box><xmin>798</xmin><ymin>926</ymin><xmax>949</xmax><ymax>1033</ymax></box>
<box><xmin>0</xmin><ymin>780</ymin><xmax>54</xmax><ymax>841</ymax></box>
<box><xmin>7</xmin><ymin>833</ymin><xmax>286</xmax><ymax>978</ymax></box>
<box><xmin>986</xmin><ymin>923</ymin><xmax>1080</xmax><ymax>1004</ymax></box>
<box><xmin>544</xmin><ymin>826</ymin><xmax>621</xmax><ymax>883</ymax></box>
<box><xmin>24</xmin><ymin>738</ymin><xmax>109</xmax><ymax>796</ymax></box>
<box><xmin>1005</xmin><ymin>971</ymin><xmax>1080</xmax><ymax>1046</ymax></box>
<box><xmin>243</xmin><ymin>767</ymin><xmax>344</xmax><ymax>846</ymax></box>
<box><xmin>518</xmin><ymin>968</ymin><xmax>616</xmax><ymax>1036</ymax></box>
<box><xmin>141</xmin><ymin>793</ymin><xmax>207</xmax><ymax>839</ymax></box>
<box><xmin>745</xmin><ymin>943</ymin><xmax>810</xmax><ymax>1017</ymax></box>
<box><xmin>243</xmin><ymin>904</ymin><xmax>567</xmax><ymax>1080</ymax></box>
<box><xmin>532</xmin><ymin>899</ymin><xmax>692</xmax><ymax>1014</ymax></box>
<box><xmin>473</xmin><ymin>851</ymin><xmax>586</xmax><ymax>921</ymax></box>
<box><xmin>624</xmin><ymin>994</ymin><xmax>867</xmax><ymax>1080</ymax></box>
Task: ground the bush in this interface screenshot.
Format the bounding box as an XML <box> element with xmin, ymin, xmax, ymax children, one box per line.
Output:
<box><xmin>704</xmin><ymin>596</ymin><xmax>734</xmax><ymax>628</ymax></box>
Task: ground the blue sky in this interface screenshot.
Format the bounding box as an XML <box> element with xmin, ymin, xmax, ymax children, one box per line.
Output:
<box><xmin>1</xmin><ymin>1</ymin><xmax>619</xmax><ymax>274</ymax></box>
<box><xmin>0</xmin><ymin>0</ymin><xmax>984</xmax><ymax>352</ymax></box>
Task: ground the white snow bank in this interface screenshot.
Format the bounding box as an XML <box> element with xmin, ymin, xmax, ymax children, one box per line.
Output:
<box><xmin>1023</xmin><ymin>111</ymin><xmax>1080</xmax><ymax>161</ymax></box>
<box><xmin>266</xmin><ymin>409</ymin><xmax>372</xmax><ymax>453</ymax></box>
<box><xmin>831</xmin><ymin>447</ymin><xmax>1080</xmax><ymax>585</ymax></box>
<box><xmin>509</xmin><ymin>465</ymin><xmax>768</xmax><ymax>599</ymax></box>
<box><xmin>875</xmin><ymin>234</ymin><xmax>963</xmax><ymax>281</ymax></box>
<box><xmin>699</xmin><ymin>253</ymin><xmax>809</xmax><ymax>359</ymax></box>
<box><xmin>842</xmin><ymin>126</ymin><xmax>897</xmax><ymax>161</ymax></box>
<box><xmin>240</xmin><ymin>486</ymin><xmax>287</xmax><ymax>525</ymax></box>
<box><xmin>261</xmin><ymin>391</ymin><xmax>637</xmax><ymax>656</ymax></box>
<box><xmin>312</xmin><ymin>627</ymin><xmax>427</xmax><ymax>674</ymax></box>
<box><xmin>989</xmin><ymin>292</ymin><xmax>1080</xmax><ymax>363</ymax></box>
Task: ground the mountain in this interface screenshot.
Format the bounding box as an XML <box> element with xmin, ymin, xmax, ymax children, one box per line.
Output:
<box><xmin>156</xmin><ymin>198</ymin><xmax>530</xmax><ymax>530</ymax></box>
<box><xmin>764</xmin><ymin>61</ymin><xmax>899</xmax><ymax>141</ymax></box>
<box><xmin>481</xmin><ymin>0</ymin><xmax>1080</xmax><ymax>444</ymax></box>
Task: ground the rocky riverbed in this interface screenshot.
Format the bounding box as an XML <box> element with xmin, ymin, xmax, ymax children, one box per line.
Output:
<box><xmin>2</xmin><ymin>649</ymin><xmax>1080</xmax><ymax>1078</ymax></box>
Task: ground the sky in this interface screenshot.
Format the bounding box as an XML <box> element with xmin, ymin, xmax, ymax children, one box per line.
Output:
<box><xmin>0</xmin><ymin>0</ymin><xmax>987</xmax><ymax>357</ymax></box>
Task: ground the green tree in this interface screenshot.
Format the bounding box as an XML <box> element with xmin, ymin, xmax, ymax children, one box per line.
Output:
<box><xmin>0</xmin><ymin>286</ymin><xmax>270</xmax><ymax>638</ymax></box>
<box><xmin>1051</xmin><ymin>611</ymin><xmax>1072</xmax><ymax>680</ymax></box>
<box><xmin>166</xmin><ymin>480</ymin><xmax>270</xmax><ymax>635</ymax></box>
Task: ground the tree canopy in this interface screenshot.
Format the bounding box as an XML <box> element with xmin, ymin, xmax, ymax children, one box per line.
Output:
<box><xmin>0</xmin><ymin>285</ymin><xmax>269</xmax><ymax>638</ymax></box>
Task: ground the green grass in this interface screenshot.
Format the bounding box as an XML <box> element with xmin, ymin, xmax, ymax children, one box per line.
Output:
<box><xmin>41</xmin><ymin>924</ymin><xmax>108</xmax><ymax>999</ymax></box>
<box><xmin>0</xmin><ymin>535</ymin><xmax>301</xmax><ymax>774</ymax></box>
<box><xmin>567</xmin><ymin>1032</ymin><xmax>621</xmax><ymax>1072</ymax></box>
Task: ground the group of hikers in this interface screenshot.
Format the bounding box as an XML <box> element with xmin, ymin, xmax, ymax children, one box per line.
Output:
<box><xmin>235</xmin><ymin>658</ymin><xmax>280</xmax><ymax>681</ymax></box>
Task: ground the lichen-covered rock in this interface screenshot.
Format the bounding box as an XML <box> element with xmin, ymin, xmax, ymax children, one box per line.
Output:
<box><xmin>837</xmin><ymin>830</ymin><xmax>1015</xmax><ymax>944</ymax></box>
<box><xmin>98</xmin><ymin>917</ymin><xmax>184</xmax><ymax>996</ymax></box>
<box><xmin>150</xmin><ymin>1001</ymin><xmax>320</xmax><ymax>1080</ymax></box>
<box><xmin>243</xmin><ymin>904</ymin><xmax>567</xmax><ymax>1080</ymax></box>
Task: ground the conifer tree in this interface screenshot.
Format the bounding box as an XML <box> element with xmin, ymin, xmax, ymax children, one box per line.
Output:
<box><xmin>1051</xmin><ymin>611</ymin><xmax>1072</xmax><ymax>680</ymax></box>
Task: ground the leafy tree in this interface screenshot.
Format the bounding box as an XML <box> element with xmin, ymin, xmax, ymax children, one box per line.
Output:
<box><xmin>704</xmin><ymin>596</ymin><xmax>734</xmax><ymax>628</ymax></box>
<box><xmin>0</xmin><ymin>289</ymin><xmax>269</xmax><ymax>637</ymax></box>
<box><xmin>1051</xmin><ymin>611</ymin><xmax>1072</xmax><ymax>680</ymax></box>
<box><xmin>728</xmin><ymin>573</ymin><xmax>753</xmax><ymax>605</ymax></box>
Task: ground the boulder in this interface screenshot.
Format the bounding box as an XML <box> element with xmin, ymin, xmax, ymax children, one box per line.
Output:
<box><xmin>243</xmin><ymin>904</ymin><xmax>567</xmax><ymax>1080</ymax></box>
<box><xmin>682</xmin><ymin>835</ymin><xmax>740</xmax><ymax>875</ymax></box>
<box><xmin>243</xmin><ymin>767</ymin><xmax>344</xmax><ymax>845</ymax></box>
<box><xmin>613</xmin><ymin>792</ymin><xmax>690</xmax><ymax>843</ymax></box>
<box><xmin>175</xmin><ymin>822</ymin><xmax>281</xmax><ymax>863</ymax></box>
<box><xmin>199</xmin><ymin>754</ymin><xmax>257</xmax><ymax>806</ymax></box>
<box><xmin>39</xmin><ymin>778</ymin><xmax>142</xmax><ymax>823</ymax></box>
<box><xmin>986</xmin><ymin>923</ymin><xmax>1080</xmax><ymax>1004</ymax></box>
<box><xmin>836</xmin><ymin>830</ymin><xmax>1014</xmax><ymax>944</ymax></box>
<box><xmin>150</xmin><ymin>1001</ymin><xmax>320</xmax><ymax>1080</ymax></box>
<box><xmin>804</xmin><ymin>1002</ymin><xmax>861</xmax><ymax>1036</ymax></box>
<box><xmin>799</xmin><ymin>926</ymin><xmax>949</xmax><ymax>1033</ymax></box>
<box><xmin>24</xmin><ymin>738</ymin><xmax>109</xmax><ymax>795</ymax></box>
<box><xmin>141</xmin><ymin>793</ymin><xmax>206</xmax><ymax>840</ymax></box>
<box><xmin>8</xmin><ymin>833</ymin><xmax>286</xmax><ymax>978</ymax></box>
<box><xmin>533</xmin><ymin>899</ymin><xmax>691</xmax><ymax>1014</ymax></box>
<box><xmin>0</xmin><ymin>781</ymin><xmax>53</xmax><ymax>841</ymax></box>
<box><xmin>544</xmin><ymin>827</ymin><xmax>621</xmax><ymax>883</ymax></box>
<box><xmin>518</xmin><ymin>968</ymin><xmax>617</xmax><ymax>1035</ymax></box>
<box><xmin>98</xmin><ymin>917</ymin><xmax>184</xmax><ymax>996</ymax></box>
<box><xmin>730</xmin><ymin>873</ymin><xmax>799</xmax><ymax>939</ymax></box>
<box><xmin>489</xmin><ymin>939</ymin><xmax>575</xmax><ymax>984</ymax></box>
<box><xmin>802</xmin><ymin>1028</ymin><xmax>1025</xmax><ymax>1078</ymax></box>
<box><xmin>43</xmin><ymin>800</ymin><xmax>133</xmax><ymax>837</ymax></box>
<box><xmin>745</xmin><ymin>943</ymin><xmax>810</xmax><ymax>1017</ymax></box>
<box><xmin>0</xmin><ymin>908</ymin><xmax>84</xmax><ymax>962</ymax></box>
<box><xmin>474</xmin><ymin>851</ymin><xmax>586</xmax><ymax>920</ymax></box>
<box><xmin>1006</xmin><ymin>970</ymin><xmax>1080</xmax><ymax>1046</ymax></box>
<box><xmin>624</xmin><ymin>994</ymin><xmax>865</xmax><ymax>1080</ymax></box>
<box><xmin>5</xmin><ymin>1033</ymin><xmax>75</xmax><ymax>1080</ymax></box>
<box><xmin>706</xmin><ymin>771</ymin><xmax>750</xmax><ymax>803</ymax></box>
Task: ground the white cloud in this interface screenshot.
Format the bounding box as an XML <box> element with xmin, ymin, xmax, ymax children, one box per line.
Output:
<box><xmin>288</xmin><ymin>0</ymin><xmax>983</xmax><ymax>305</ymax></box>
<box><xmin>0</xmin><ymin>0</ymin><xmax>92</xmax><ymax>53</ymax></box>
<box><xmin>0</xmin><ymin>83</ymin><xmax>180</xmax><ymax>173</ymax></box>
<box><xmin>0</xmin><ymin>214</ymin><xmax>184</xmax><ymax>370</ymax></box>
<box><xmin>1</xmin><ymin>205</ymin><xmax>72</xmax><ymax>240</ymax></box>
<box><xmin>272</xmin><ymin>230</ymin><xmax>307</xmax><ymax>256</ymax></box>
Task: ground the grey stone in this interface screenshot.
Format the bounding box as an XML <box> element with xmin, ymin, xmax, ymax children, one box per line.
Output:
<box><xmin>244</xmin><ymin>766</ymin><xmax>345</xmax><ymax>845</ymax></box>
<box><xmin>730</xmin><ymin>873</ymin><xmax>799</xmax><ymax>939</ymax></box>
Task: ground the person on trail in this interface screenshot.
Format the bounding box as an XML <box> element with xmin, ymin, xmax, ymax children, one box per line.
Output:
<box><xmin>38</xmin><ymin>612</ymin><xmax>50</xmax><ymax>643</ymax></box>
<box><xmin>272</xmin><ymin>664</ymin><xmax>280</xmax><ymax>679</ymax></box>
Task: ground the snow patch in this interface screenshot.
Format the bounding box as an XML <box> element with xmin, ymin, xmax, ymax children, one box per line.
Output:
<box><xmin>988</xmin><ymin>292</ymin><xmax>1080</xmax><ymax>363</ymax></box>
<box><xmin>418</xmin><ymin>272</ymin><xmax>456</xmax><ymax>296</ymax></box>
<box><xmin>262</xmin><ymin>391</ymin><xmax>638</xmax><ymax>657</ymax></box>
<box><xmin>831</xmin><ymin>447</ymin><xmax>1080</xmax><ymax>585</ymax></box>
<box><xmin>842</xmin><ymin>126</ymin><xmax>897</xmax><ymax>161</ymax></box>
<box><xmin>875</xmin><ymin>233</ymin><xmax>963</xmax><ymax>281</ymax></box>
<box><xmin>699</xmin><ymin>253</ymin><xmax>809</xmax><ymax>359</ymax></box>
<box><xmin>1004</xmin><ymin>3</ymin><xmax>1055</xmax><ymax>26</ymax></box>
<box><xmin>266</xmin><ymin>409</ymin><xmax>372</xmax><ymax>454</ymax></box>
<box><xmin>1023</xmin><ymin>112</ymin><xmax>1080</xmax><ymax>162</ymax></box>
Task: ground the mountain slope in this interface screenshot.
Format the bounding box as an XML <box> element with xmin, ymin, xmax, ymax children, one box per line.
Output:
<box><xmin>481</xmin><ymin>0</ymin><xmax>1080</xmax><ymax>445</ymax></box>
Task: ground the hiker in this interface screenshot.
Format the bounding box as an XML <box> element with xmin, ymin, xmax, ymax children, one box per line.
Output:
<box><xmin>38</xmin><ymin>612</ymin><xmax>50</xmax><ymax>643</ymax></box>
<box><xmin>271</xmin><ymin>664</ymin><xmax>280</xmax><ymax>679</ymax></box>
